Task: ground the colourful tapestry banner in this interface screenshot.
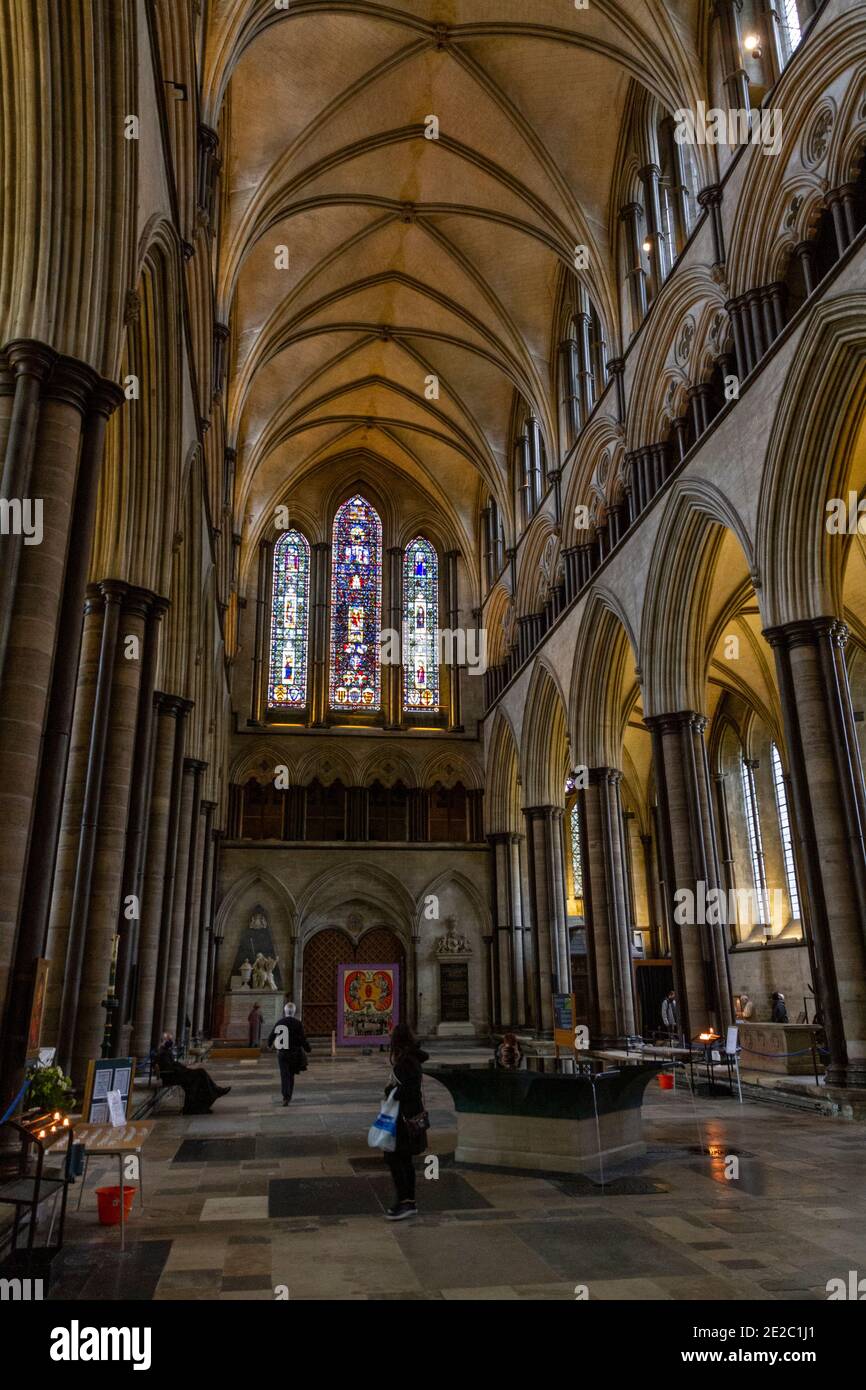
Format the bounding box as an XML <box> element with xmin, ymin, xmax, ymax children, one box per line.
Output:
<box><xmin>337</xmin><ymin>963</ymin><xmax>399</xmax><ymax>1045</ymax></box>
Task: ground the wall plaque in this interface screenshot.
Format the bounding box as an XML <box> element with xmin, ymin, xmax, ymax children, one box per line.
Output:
<box><xmin>439</xmin><ymin>962</ymin><xmax>469</xmax><ymax>1022</ymax></box>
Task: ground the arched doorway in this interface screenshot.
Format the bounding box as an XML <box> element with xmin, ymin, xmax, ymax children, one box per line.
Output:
<box><xmin>302</xmin><ymin>925</ymin><xmax>407</xmax><ymax>1036</ymax></box>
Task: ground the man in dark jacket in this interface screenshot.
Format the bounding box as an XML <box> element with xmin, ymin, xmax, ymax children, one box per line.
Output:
<box><xmin>267</xmin><ymin>1002</ymin><xmax>311</xmax><ymax>1105</ymax></box>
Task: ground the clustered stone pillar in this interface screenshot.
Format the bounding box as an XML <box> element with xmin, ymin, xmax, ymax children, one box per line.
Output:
<box><xmin>163</xmin><ymin>756</ymin><xmax>202</xmax><ymax>1040</ymax></box>
<box><xmin>176</xmin><ymin>759</ymin><xmax>208</xmax><ymax>1040</ymax></box>
<box><xmin>764</xmin><ymin>619</ymin><xmax>866</xmax><ymax>1087</ymax></box>
<box><xmin>192</xmin><ymin>801</ymin><xmax>217</xmax><ymax>1035</ymax></box>
<box><xmin>522</xmin><ymin>807</ymin><xmax>569</xmax><ymax>1032</ymax></box>
<box><xmin>646</xmin><ymin>712</ymin><xmax>733</xmax><ymax>1040</ymax></box>
<box><xmin>113</xmin><ymin>596</ymin><xmax>169</xmax><ymax>1054</ymax></box>
<box><xmin>489</xmin><ymin>832</ymin><xmax>527</xmax><ymax>1027</ymax></box>
<box><xmin>580</xmin><ymin>771</ymin><xmax>637</xmax><ymax>1042</ymax></box>
<box><xmin>0</xmin><ymin>357</ymin><xmax>123</xmax><ymax>1105</ymax></box>
<box><xmin>145</xmin><ymin>696</ymin><xmax>192</xmax><ymax>1049</ymax></box>
<box><xmin>45</xmin><ymin>583</ymin><xmax>157</xmax><ymax>1076</ymax></box>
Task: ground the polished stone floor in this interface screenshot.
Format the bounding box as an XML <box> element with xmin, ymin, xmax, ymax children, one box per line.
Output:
<box><xmin>44</xmin><ymin>1052</ymin><xmax>866</xmax><ymax>1301</ymax></box>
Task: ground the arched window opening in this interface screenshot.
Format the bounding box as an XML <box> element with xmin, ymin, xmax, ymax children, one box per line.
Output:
<box><xmin>240</xmin><ymin>779</ymin><xmax>284</xmax><ymax>840</ymax></box>
<box><xmin>369</xmin><ymin>781</ymin><xmax>409</xmax><ymax>841</ymax></box>
<box><xmin>429</xmin><ymin>782</ymin><xmax>468</xmax><ymax>842</ymax></box>
<box><xmin>268</xmin><ymin>529</ymin><xmax>310</xmax><ymax>710</ymax></box>
<box><xmin>515</xmin><ymin>405</ymin><xmax>545</xmax><ymax>524</ymax></box>
<box><xmin>305</xmin><ymin>779</ymin><xmax>346</xmax><ymax>841</ymax></box>
<box><xmin>771</xmin><ymin>743</ymin><xmax>802</xmax><ymax>922</ymax></box>
<box><xmin>403</xmin><ymin>537</ymin><xmax>440</xmax><ymax>713</ymax></box>
<box><xmin>779</xmin><ymin>0</ymin><xmax>803</xmax><ymax>61</ymax></box>
<box><xmin>741</xmin><ymin>759</ymin><xmax>770</xmax><ymax>924</ymax></box>
<box><xmin>329</xmin><ymin>495</ymin><xmax>382</xmax><ymax>712</ymax></box>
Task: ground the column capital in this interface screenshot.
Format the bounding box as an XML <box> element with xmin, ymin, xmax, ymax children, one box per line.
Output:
<box><xmin>98</xmin><ymin>578</ymin><xmax>128</xmax><ymax>606</ymax></box>
<box><xmin>44</xmin><ymin>357</ymin><xmax>103</xmax><ymax>414</ymax></box>
<box><xmin>697</xmin><ymin>183</ymin><xmax>723</xmax><ymax>210</ymax></box>
<box><xmin>3</xmin><ymin>338</ymin><xmax>57</xmax><ymax>381</ymax></box>
<box><xmin>155</xmin><ymin>691</ymin><xmax>194</xmax><ymax>719</ymax></box>
<box><xmin>587</xmin><ymin>765</ymin><xmax>623</xmax><ymax>786</ymax></box>
<box><xmin>763</xmin><ymin>616</ymin><xmax>847</xmax><ymax>651</ymax></box>
<box><xmin>643</xmin><ymin>709</ymin><xmax>705</xmax><ymax>735</ymax></box>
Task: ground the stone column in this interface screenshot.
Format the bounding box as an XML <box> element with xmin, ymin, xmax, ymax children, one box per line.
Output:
<box><xmin>763</xmin><ymin>619</ymin><xmax>866</xmax><ymax>1087</ymax></box>
<box><xmin>192</xmin><ymin>802</ymin><xmax>217</xmax><ymax>1035</ymax></box>
<box><xmin>523</xmin><ymin>807</ymin><xmax>569</xmax><ymax>1032</ymax></box>
<box><xmin>712</xmin><ymin>0</ymin><xmax>750</xmax><ymax>112</ymax></box>
<box><xmin>54</xmin><ymin>582</ymin><xmax>125</xmax><ymax>1077</ymax></box>
<box><xmin>446</xmin><ymin>550</ymin><xmax>462</xmax><ymax>731</ymax></box>
<box><xmin>165</xmin><ymin>757</ymin><xmax>201</xmax><ymax>1040</ymax></box>
<box><xmin>310</xmin><ymin>541</ymin><xmax>329</xmax><ymax>725</ymax></box>
<box><xmin>638</xmin><ymin>163</ymin><xmax>666</xmax><ymax>291</ymax></box>
<box><xmin>113</xmin><ymin>596</ymin><xmax>168</xmax><ymax>1052</ymax></box>
<box><xmin>250</xmin><ymin>538</ymin><xmax>268</xmax><ymax>722</ymax></box>
<box><xmin>640</xmin><ymin>831</ymin><xmax>662</xmax><ymax>956</ymax></box>
<box><xmin>0</xmin><ymin>356</ymin><xmax>97</xmax><ymax>1022</ymax></box>
<box><xmin>204</xmin><ymin>828</ymin><xmax>224</xmax><ymax>1035</ymax></box>
<box><xmin>558</xmin><ymin>338</ymin><xmax>581</xmax><ymax>444</ymax></box>
<box><xmin>148</xmin><ymin>697</ymin><xmax>191</xmax><ymax>1048</ymax></box>
<box><xmin>698</xmin><ymin>185</ymin><xmax>726</xmax><ymax>272</ymax></box>
<box><xmin>176</xmin><ymin>762</ymin><xmax>207</xmax><ymax>1038</ymax></box>
<box><xmin>0</xmin><ymin>372</ymin><xmax>122</xmax><ymax>1101</ymax></box>
<box><xmin>580</xmin><ymin>771</ymin><xmax>637</xmax><ymax>1042</ymax></box>
<box><xmin>825</xmin><ymin>184</ymin><xmax>859</xmax><ymax>258</ymax></box>
<box><xmin>0</xmin><ymin>341</ymin><xmax>57</xmax><ymax>676</ymax></box>
<box><xmin>489</xmin><ymin>833</ymin><xmax>515</xmax><ymax>1027</ymax></box>
<box><xmin>70</xmin><ymin>585</ymin><xmax>153</xmax><ymax>1075</ymax></box>
<box><xmin>646</xmin><ymin>712</ymin><xmax>733</xmax><ymax>1040</ymax></box>
<box><xmin>619</xmin><ymin>204</ymin><xmax>648</xmax><ymax>326</ymax></box>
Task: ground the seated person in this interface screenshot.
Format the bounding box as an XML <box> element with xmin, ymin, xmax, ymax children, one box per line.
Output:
<box><xmin>495</xmin><ymin>1032</ymin><xmax>523</xmax><ymax>1070</ymax></box>
<box><xmin>155</xmin><ymin>1033</ymin><xmax>231</xmax><ymax>1116</ymax></box>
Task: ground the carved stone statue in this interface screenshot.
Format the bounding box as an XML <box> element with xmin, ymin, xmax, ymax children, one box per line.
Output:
<box><xmin>252</xmin><ymin>952</ymin><xmax>279</xmax><ymax>989</ymax></box>
<box><xmin>435</xmin><ymin>918</ymin><xmax>471</xmax><ymax>956</ymax></box>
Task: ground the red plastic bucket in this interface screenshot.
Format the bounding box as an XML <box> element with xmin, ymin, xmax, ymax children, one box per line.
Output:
<box><xmin>95</xmin><ymin>1185</ymin><xmax>136</xmax><ymax>1225</ymax></box>
<box><xmin>658</xmin><ymin>1073</ymin><xmax>675</xmax><ymax>1090</ymax></box>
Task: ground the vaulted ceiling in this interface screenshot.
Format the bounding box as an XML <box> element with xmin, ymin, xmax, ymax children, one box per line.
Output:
<box><xmin>206</xmin><ymin>1</ymin><xmax>705</xmax><ymax>561</ymax></box>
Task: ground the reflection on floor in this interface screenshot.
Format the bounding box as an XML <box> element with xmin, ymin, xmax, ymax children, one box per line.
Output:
<box><xmin>44</xmin><ymin>1052</ymin><xmax>866</xmax><ymax>1301</ymax></box>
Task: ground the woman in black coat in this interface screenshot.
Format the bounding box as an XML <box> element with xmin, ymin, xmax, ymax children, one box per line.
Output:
<box><xmin>382</xmin><ymin>1023</ymin><xmax>429</xmax><ymax>1220</ymax></box>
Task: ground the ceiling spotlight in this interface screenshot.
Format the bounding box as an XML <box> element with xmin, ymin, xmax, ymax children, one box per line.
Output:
<box><xmin>743</xmin><ymin>33</ymin><xmax>762</xmax><ymax>58</ymax></box>
<box><xmin>642</xmin><ymin>239</ymin><xmax>652</xmax><ymax>254</ymax></box>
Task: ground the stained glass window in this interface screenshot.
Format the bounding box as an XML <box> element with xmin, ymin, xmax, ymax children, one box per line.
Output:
<box><xmin>771</xmin><ymin>743</ymin><xmax>801</xmax><ymax>921</ymax></box>
<box><xmin>329</xmin><ymin>494</ymin><xmax>382</xmax><ymax>711</ymax></box>
<box><xmin>268</xmin><ymin>529</ymin><xmax>310</xmax><ymax>709</ymax></box>
<box><xmin>403</xmin><ymin>536</ymin><xmax>439</xmax><ymax>712</ymax></box>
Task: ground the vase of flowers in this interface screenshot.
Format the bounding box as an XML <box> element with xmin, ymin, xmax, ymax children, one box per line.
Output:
<box><xmin>25</xmin><ymin>1064</ymin><xmax>75</xmax><ymax>1115</ymax></box>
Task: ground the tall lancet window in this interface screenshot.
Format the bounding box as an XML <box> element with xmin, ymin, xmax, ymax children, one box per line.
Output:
<box><xmin>403</xmin><ymin>536</ymin><xmax>439</xmax><ymax>712</ymax></box>
<box><xmin>268</xmin><ymin>529</ymin><xmax>310</xmax><ymax>708</ymax></box>
<box><xmin>329</xmin><ymin>494</ymin><xmax>382</xmax><ymax>710</ymax></box>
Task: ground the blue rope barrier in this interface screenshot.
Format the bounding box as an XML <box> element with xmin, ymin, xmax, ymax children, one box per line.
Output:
<box><xmin>0</xmin><ymin>1078</ymin><xmax>30</xmax><ymax>1125</ymax></box>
